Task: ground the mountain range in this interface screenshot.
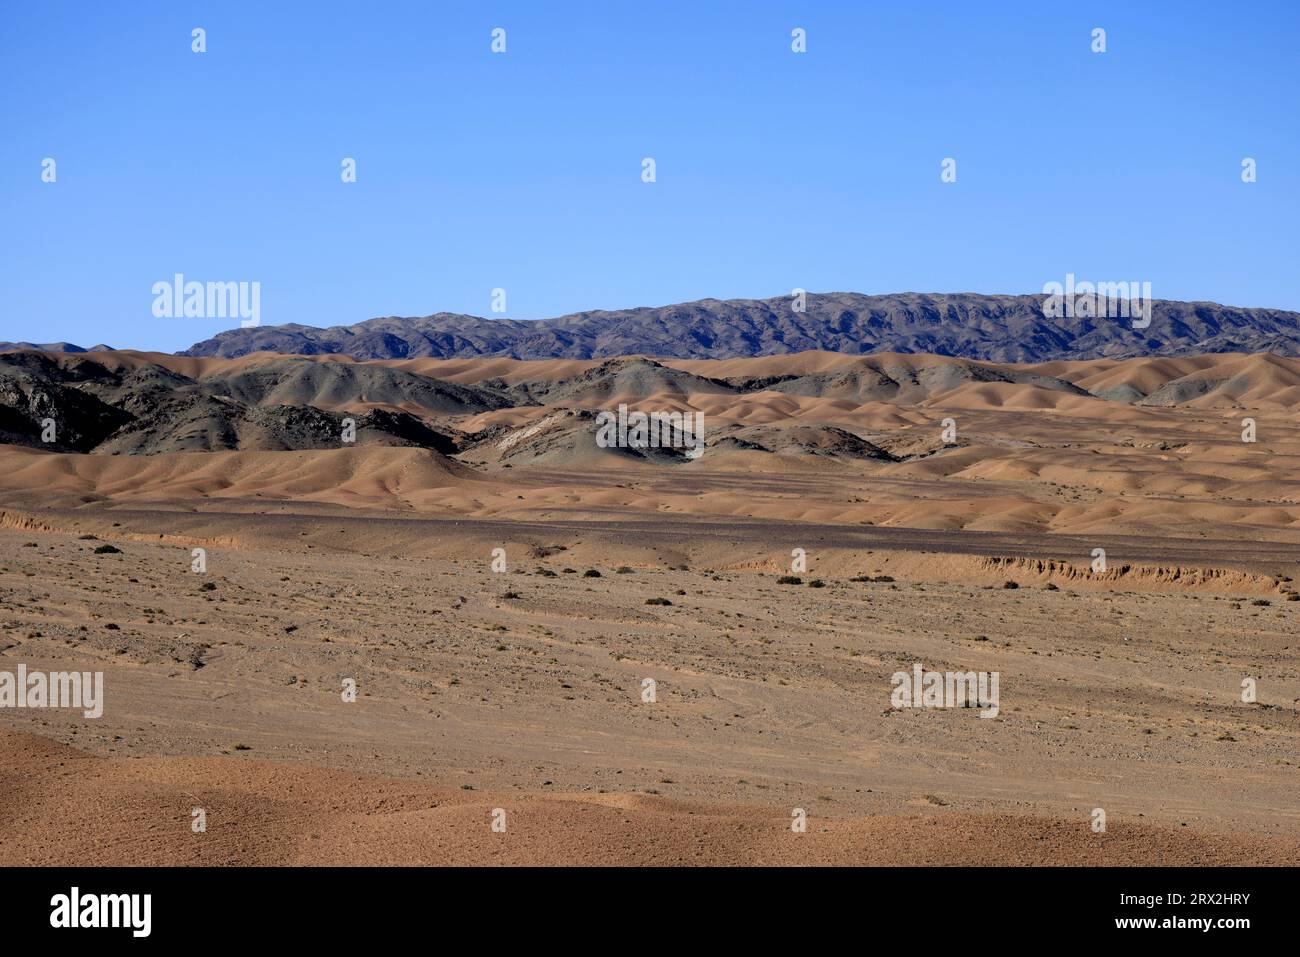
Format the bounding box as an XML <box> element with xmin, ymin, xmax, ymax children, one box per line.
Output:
<box><xmin>8</xmin><ymin>293</ymin><xmax>1300</xmax><ymax>364</ymax></box>
<box><xmin>174</xmin><ymin>292</ymin><xmax>1300</xmax><ymax>363</ymax></box>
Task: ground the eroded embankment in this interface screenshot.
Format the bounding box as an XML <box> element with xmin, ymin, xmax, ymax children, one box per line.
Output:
<box><xmin>3</xmin><ymin>505</ymin><xmax>1296</xmax><ymax>597</ymax></box>
<box><xmin>974</xmin><ymin>555</ymin><xmax>1290</xmax><ymax>595</ymax></box>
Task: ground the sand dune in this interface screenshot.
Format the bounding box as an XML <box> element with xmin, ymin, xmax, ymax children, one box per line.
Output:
<box><xmin>0</xmin><ymin>445</ymin><xmax>472</xmax><ymax>508</ymax></box>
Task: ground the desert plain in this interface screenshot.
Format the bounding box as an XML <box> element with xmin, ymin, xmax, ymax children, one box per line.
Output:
<box><xmin>1</xmin><ymin>347</ymin><xmax>1298</xmax><ymax>865</ymax></box>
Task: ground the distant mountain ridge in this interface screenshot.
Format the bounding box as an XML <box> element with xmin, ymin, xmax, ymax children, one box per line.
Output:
<box><xmin>0</xmin><ymin>341</ymin><xmax>114</xmax><ymax>354</ymax></box>
<box><xmin>175</xmin><ymin>292</ymin><xmax>1300</xmax><ymax>363</ymax></box>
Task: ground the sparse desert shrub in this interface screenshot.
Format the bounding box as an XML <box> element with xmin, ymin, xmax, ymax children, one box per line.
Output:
<box><xmin>807</xmin><ymin>579</ymin><xmax>826</xmax><ymax>588</ymax></box>
<box><xmin>645</xmin><ymin>597</ymin><xmax>672</xmax><ymax>606</ymax></box>
<box><xmin>583</xmin><ymin>569</ymin><xmax>601</xmax><ymax>578</ymax></box>
<box><xmin>93</xmin><ymin>545</ymin><xmax>121</xmax><ymax>554</ymax></box>
<box><xmin>1002</xmin><ymin>580</ymin><xmax>1019</xmax><ymax>589</ymax></box>
<box><xmin>777</xmin><ymin>575</ymin><xmax>802</xmax><ymax>585</ymax></box>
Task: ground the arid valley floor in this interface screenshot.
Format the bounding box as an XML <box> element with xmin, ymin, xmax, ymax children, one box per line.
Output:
<box><xmin>1</xmin><ymin>349</ymin><xmax>1298</xmax><ymax>865</ymax></box>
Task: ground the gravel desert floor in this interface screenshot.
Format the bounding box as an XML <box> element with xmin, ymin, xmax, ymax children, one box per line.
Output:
<box><xmin>1</xmin><ymin>498</ymin><xmax>1297</xmax><ymax>865</ymax></box>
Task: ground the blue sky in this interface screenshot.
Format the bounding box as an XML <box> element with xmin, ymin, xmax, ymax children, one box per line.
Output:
<box><xmin>2</xmin><ymin>1</ymin><xmax>1297</xmax><ymax>352</ymax></box>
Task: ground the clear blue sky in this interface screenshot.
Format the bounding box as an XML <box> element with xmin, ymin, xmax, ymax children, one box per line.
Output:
<box><xmin>2</xmin><ymin>1</ymin><xmax>1297</xmax><ymax>352</ymax></box>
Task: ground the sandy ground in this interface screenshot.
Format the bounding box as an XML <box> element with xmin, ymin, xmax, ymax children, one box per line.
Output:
<box><xmin>1</xmin><ymin>350</ymin><xmax>1298</xmax><ymax>865</ymax></box>
<box><xmin>1</xmin><ymin>503</ymin><xmax>1297</xmax><ymax>865</ymax></box>
<box><xmin>3</xmin><ymin>729</ymin><xmax>1294</xmax><ymax>866</ymax></box>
